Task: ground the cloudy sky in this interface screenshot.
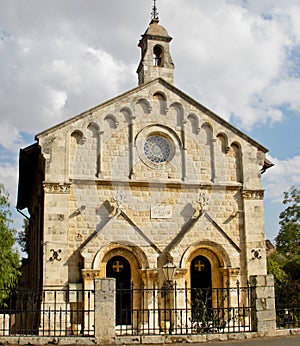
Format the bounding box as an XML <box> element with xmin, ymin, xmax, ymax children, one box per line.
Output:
<box><xmin>1</xmin><ymin>0</ymin><xmax>300</xmax><ymax>245</ymax></box>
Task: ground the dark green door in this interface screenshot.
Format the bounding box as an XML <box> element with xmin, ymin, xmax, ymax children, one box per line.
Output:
<box><xmin>106</xmin><ymin>256</ymin><xmax>131</xmax><ymax>325</ymax></box>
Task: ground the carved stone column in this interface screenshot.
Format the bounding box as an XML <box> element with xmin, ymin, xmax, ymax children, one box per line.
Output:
<box><xmin>81</xmin><ymin>269</ymin><xmax>101</xmax><ymax>334</ymax></box>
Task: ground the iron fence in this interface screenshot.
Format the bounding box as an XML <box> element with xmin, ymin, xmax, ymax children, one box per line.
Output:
<box><xmin>275</xmin><ymin>283</ymin><xmax>300</xmax><ymax>329</ymax></box>
<box><xmin>115</xmin><ymin>281</ymin><xmax>254</xmax><ymax>335</ymax></box>
<box><xmin>0</xmin><ymin>282</ymin><xmax>255</xmax><ymax>337</ymax></box>
<box><xmin>0</xmin><ymin>288</ymin><xmax>94</xmax><ymax>337</ymax></box>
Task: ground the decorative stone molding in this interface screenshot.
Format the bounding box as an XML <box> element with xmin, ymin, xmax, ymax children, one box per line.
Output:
<box><xmin>140</xmin><ymin>269</ymin><xmax>159</xmax><ymax>281</ymax></box>
<box><xmin>192</xmin><ymin>193</ymin><xmax>209</xmax><ymax>219</ymax></box>
<box><xmin>219</xmin><ymin>267</ymin><xmax>240</xmax><ymax>277</ymax></box>
<box><xmin>43</xmin><ymin>182</ymin><xmax>71</xmax><ymax>194</ymax></box>
<box><xmin>81</xmin><ymin>269</ymin><xmax>101</xmax><ymax>280</ymax></box>
<box><xmin>174</xmin><ymin>268</ymin><xmax>187</xmax><ymax>280</ymax></box>
<box><xmin>229</xmin><ymin>268</ymin><xmax>240</xmax><ymax>276</ymax></box>
<box><xmin>242</xmin><ymin>190</ymin><xmax>264</xmax><ymax>200</ymax></box>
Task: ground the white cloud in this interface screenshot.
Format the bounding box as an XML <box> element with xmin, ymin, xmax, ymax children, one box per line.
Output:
<box><xmin>0</xmin><ymin>0</ymin><xmax>300</xmax><ymax>237</ymax></box>
<box><xmin>0</xmin><ymin>29</ymin><xmax>135</xmax><ymax>148</ymax></box>
<box><xmin>1</xmin><ymin>0</ymin><xmax>299</xmax><ymax>143</ymax></box>
<box><xmin>262</xmin><ymin>78</ymin><xmax>300</xmax><ymax>112</ymax></box>
<box><xmin>0</xmin><ymin>161</ymin><xmax>19</xmax><ymax>207</ymax></box>
<box><xmin>163</xmin><ymin>0</ymin><xmax>299</xmax><ymax>130</ymax></box>
<box><xmin>263</xmin><ymin>155</ymin><xmax>300</xmax><ymax>202</ymax></box>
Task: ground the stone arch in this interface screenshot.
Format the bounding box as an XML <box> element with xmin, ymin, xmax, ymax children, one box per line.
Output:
<box><xmin>153</xmin><ymin>44</ymin><xmax>164</xmax><ymax>67</ymax></box>
<box><xmin>136</xmin><ymin>98</ymin><xmax>151</xmax><ymax>115</ymax></box>
<box><xmin>201</xmin><ymin>122</ymin><xmax>213</xmax><ymax>144</ymax></box>
<box><xmin>92</xmin><ymin>243</ymin><xmax>149</xmax><ymax>276</ymax></box>
<box><xmin>180</xmin><ymin>241</ymin><xmax>231</xmax><ymax>289</ymax></box>
<box><xmin>153</xmin><ymin>91</ymin><xmax>167</xmax><ymax>115</ymax></box>
<box><xmin>87</xmin><ymin>122</ymin><xmax>100</xmax><ymax>133</ymax></box>
<box><xmin>169</xmin><ymin>102</ymin><xmax>184</xmax><ymax>126</ymax></box>
<box><xmin>216</xmin><ymin>132</ymin><xmax>230</xmax><ymax>154</ymax></box>
<box><xmin>93</xmin><ymin>243</ymin><xmax>148</xmax><ymax>326</ymax></box>
<box><xmin>215</xmin><ymin>132</ymin><xmax>230</xmax><ymax>182</ymax></box>
<box><xmin>104</xmin><ymin>114</ymin><xmax>118</xmax><ymax>129</ymax></box>
<box><xmin>196</xmin><ymin>122</ymin><xmax>215</xmax><ymax>181</ymax></box>
<box><xmin>187</xmin><ymin>113</ymin><xmax>200</xmax><ymax>135</ymax></box>
<box><xmin>135</xmin><ymin>124</ymin><xmax>182</xmax><ymax>149</ymax></box>
<box><xmin>86</xmin><ymin>122</ymin><xmax>100</xmax><ymax>176</ymax></box>
<box><xmin>119</xmin><ymin>107</ymin><xmax>132</xmax><ymax>124</ymax></box>
<box><xmin>69</xmin><ymin>129</ymin><xmax>86</xmax><ymax>177</ymax></box>
<box><xmin>70</xmin><ymin>129</ymin><xmax>85</xmax><ymax>144</ymax></box>
<box><xmin>134</xmin><ymin>124</ymin><xmax>183</xmax><ymax>179</ymax></box>
<box><xmin>229</xmin><ymin>141</ymin><xmax>243</xmax><ymax>183</ymax></box>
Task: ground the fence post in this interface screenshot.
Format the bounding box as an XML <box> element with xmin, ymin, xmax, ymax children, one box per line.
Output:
<box><xmin>94</xmin><ymin>278</ymin><xmax>116</xmax><ymax>344</ymax></box>
<box><xmin>250</xmin><ymin>274</ymin><xmax>276</xmax><ymax>333</ymax></box>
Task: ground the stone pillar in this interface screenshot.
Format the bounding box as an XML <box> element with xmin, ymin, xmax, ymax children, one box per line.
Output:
<box><xmin>94</xmin><ymin>278</ymin><xmax>116</xmax><ymax>344</ymax></box>
<box><xmin>250</xmin><ymin>274</ymin><xmax>276</xmax><ymax>333</ymax></box>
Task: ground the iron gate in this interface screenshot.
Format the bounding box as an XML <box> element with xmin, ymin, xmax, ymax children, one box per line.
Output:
<box><xmin>115</xmin><ymin>281</ymin><xmax>254</xmax><ymax>335</ymax></box>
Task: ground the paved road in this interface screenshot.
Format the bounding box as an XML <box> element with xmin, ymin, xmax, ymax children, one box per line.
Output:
<box><xmin>198</xmin><ymin>335</ymin><xmax>300</xmax><ymax>345</ymax></box>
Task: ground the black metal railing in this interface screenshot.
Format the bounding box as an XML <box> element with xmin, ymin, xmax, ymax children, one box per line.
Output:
<box><xmin>275</xmin><ymin>283</ymin><xmax>300</xmax><ymax>329</ymax></box>
<box><xmin>0</xmin><ymin>288</ymin><xmax>94</xmax><ymax>337</ymax></box>
<box><xmin>115</xmin><ymin>281</ymin><xmax>254</xmax><ymax>335</ymax></box>
<box><xmin>0</xmin><ymin>282</ymin><xmax>256</xmax><ymax>337</ymax></box>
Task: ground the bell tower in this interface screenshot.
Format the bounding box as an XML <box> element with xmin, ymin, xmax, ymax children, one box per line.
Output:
<box><xmin>137</xmin><ymin>0</ymin><xmax>175</xmax><ymax>85</ymax></box>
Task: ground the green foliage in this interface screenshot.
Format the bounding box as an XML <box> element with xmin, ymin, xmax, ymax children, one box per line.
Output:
<box><xmin>276</xmin><ymin>186</ymin><xmax>300</xmax><ymax>257</ymax></box>
<box><xmin>268</xmin><ymin>186</ymin><xmax>300</xmax><ymax>284</ymax></box>
<box><xmin>191</xmin><ymin>289</ymin><xmax>226</xmax><ymax>333</ymax></box>
<box><xmin>267</xmin><ymin>253</ymin><xmax>288</xmax><ymax>285</ymax></box>
<box><xmin>0</xmin><ymin>183</ymin><xmax>20</xmax><ymax>302</ymax></box>
<box><xmin>15</xmin><ymin>219</ymin><xmax>29</xmax><ymax>254</ymax></box>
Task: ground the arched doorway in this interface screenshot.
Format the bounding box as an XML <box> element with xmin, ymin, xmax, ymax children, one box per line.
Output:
<box><xmin>190</xmin><ymin>255</ymin><xmax>212</xmax><ymax>319</ymax></box>
<box><xmin>106</xmin><ymin>256</ymin><xmax>131</xmax><ymax>325</ymax></box>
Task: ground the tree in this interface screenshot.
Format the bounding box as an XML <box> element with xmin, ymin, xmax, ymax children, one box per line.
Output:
<box><xmin>267</xmin><ymin>252</ymin><xmax>288</xmax><ymax>285</ymax></box>
<box><xmin>270</xmin><ymin>186</ymin><xmax>300</xmax><ymax>283</ymax></box>
<box><xmin>0</xmin><ymin>183</ymin><xmax>20</xmax><ymax>302</ymax></box>
<box><xmin>276</xmin><ymin>186</ymin><xmax>300</xmax><ymax>257</ymax></box>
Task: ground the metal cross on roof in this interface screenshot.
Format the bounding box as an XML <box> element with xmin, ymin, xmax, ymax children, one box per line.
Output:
<box><xmin>151</xmin><ymin>0</ymin><xmax>159</xmax><ymax>21</ymax></box>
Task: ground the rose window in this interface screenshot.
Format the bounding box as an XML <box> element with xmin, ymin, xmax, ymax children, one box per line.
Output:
<box><xmin>144</xmin><ymin>135</ymin><xmax>171</xmax><ymax>163</ymax></box>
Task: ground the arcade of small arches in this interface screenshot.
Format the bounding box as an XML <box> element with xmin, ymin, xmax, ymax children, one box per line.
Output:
<box><xmin>67</xmin><ymin>92</ymin><xmax>244</xmax><ymax>183</ymax></box>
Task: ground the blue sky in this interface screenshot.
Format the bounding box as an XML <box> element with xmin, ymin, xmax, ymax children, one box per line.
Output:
<box><xmin>0</xmin><ymin>0</ymin><xmax>300</xmax><ymax>248</ymax></box>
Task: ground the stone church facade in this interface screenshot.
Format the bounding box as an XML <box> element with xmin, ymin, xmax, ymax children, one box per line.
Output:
<box><xmin>17</xmin><ymin>7</ymin><xmax>274</xmax><ymax>340</ymax></box>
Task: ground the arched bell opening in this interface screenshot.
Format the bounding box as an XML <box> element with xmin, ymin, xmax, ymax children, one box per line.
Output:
<box><xmin>153</xmin><ymin>45</ymin><xmax>164</xmax><ymax>67</ymax></box>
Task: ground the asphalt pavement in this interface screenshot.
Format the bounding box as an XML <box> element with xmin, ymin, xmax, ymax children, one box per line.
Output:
<box><xmin>195</xmin><ymin>334</ymin><xmax>300</xmax><ymax>345</ymax></box>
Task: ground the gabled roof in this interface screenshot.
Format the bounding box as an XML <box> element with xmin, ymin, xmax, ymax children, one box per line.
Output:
<box><xmin>36</xmin><ymin>78</ymin><xmax>268</xmax><ymax>153</ymax></box>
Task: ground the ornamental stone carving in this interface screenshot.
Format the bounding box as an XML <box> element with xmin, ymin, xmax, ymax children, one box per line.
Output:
<box><xmin>43</xmin><ymin>182</ymin><xmax>71</xmax><ymax>194</ymax></box>
<box><xmin>242</xmin><ymin>190</ymin><xmax>264</xmax><ymax>200</ymax></box>
<box><xmin>81</xmin><ymin>269</ymin><xmax>101</xmax><ymax>280</ymax></box>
